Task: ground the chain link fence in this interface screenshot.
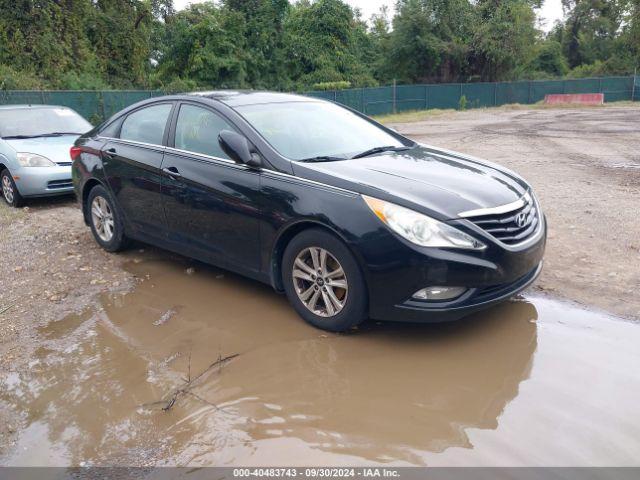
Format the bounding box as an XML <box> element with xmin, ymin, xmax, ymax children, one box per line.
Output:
<box><xmin>0</xmin><ymin>76</ymin><xmax>638</xmax><ymax>123</ymax></box>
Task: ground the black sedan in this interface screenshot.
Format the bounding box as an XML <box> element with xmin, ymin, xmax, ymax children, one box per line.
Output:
<box><xmin>72</xmin><ymin>91</ymin><xmax>546</xmax><ymax>332</ymax></box>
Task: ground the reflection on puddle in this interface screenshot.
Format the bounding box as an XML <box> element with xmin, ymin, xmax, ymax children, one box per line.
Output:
<box><xmin>2</xmin><ymin>257</ymin><xmax>639</xmax><ymax>466</ymax></box>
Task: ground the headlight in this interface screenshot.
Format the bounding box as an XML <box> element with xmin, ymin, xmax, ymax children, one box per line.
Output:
<box><xmin>363</xmin><ymin>195</ymin><xmax>486</xmax><ymax>250</ymax></box>
<box><xmin>17</xmin><ymin>152</ymin><xmax>56</xmax><ymax>167</ymax></box>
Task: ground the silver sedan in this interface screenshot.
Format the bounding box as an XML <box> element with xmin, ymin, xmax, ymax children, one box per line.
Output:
<box><xmin>0</xmin><ymin>105</ymin><xmax>92</xmax><ymax>207</ymax></box>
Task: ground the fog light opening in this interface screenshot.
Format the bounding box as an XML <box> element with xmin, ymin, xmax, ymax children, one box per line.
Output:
<box><xmin>412</xmin><ymin>286</ymin><xmax>467</xmax><ymax>301</ymax></box>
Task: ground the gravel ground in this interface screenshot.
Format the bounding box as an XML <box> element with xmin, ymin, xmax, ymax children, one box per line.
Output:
<box><xmin>0</xmin><ymin>196</ymin><xmax>135</xmax><ymax>451</ymax></box>
<box><xmin>386</xmin><ymin>105</ymin><xmax>640</xmax><ymax>320</ymax></box>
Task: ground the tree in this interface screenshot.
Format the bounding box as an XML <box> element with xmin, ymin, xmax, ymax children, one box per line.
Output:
<box><xmin>155</xmin><ymin>3</ymin><xmax>249</xmax><ymax>88</ymax></box>
<box><xmin>528</xmin><ymin>40</ymin><xmax>570</xmax><ymax>77</ymax></box>
<box><xmin>282</xmin><ymin>0</ymin><xmax>376</xmax><ymax>88</ymax></box>
<box><xmin>222</xmin><ymin>0</ymin><xmax>289</xmax><ymax>89</ymax></box>
<box><xmin>561</xmin><ymin>0</ymin><xmax>627</xmax><ymax>68</ymax></box>
<box><xmin>472</xmin><ymin>0</ymin><xmax>540</xmax><ymax>81</ymax></box>
<box><xmin>389</xmin><ymin>0</ymin><xmax>476</xmax><ymax>83</ymax></box>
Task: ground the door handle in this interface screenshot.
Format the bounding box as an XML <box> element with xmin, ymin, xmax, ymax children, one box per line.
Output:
<box><xmin>162</xmin><ymin>167</ymin><xmax>182</xmax><ymax>178</ymax></box>
<box><xmin>104</xmin><ymin>147</ymin><xmax>117</xmax><ymax>158</ymax></box>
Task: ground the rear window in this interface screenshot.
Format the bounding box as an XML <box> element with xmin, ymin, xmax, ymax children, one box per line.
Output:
<box><xmin>120</xmin><ymin>104</ymin><xmax>173</xmax><ymax>145</ymax></box>
<box><xmin>0</xmin><ymin>107</ymin><xmax>91</xmax><ymax>138</ymax></box>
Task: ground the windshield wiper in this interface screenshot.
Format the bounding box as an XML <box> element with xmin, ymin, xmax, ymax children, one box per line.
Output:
<box><xmin>299</xmin><ymin>155</ymin><xmax>346</xmax><ymax>163</ymax></box>
<box><xmin>42</xmin><ymin>132</ymin><xmax>84</xmax><ymax>136</ymax></box>
<box><xmin>2</xmin><ymin>134</ymin><xmax>40</xmax><ymax>139</ymax></box>
<box><xmin>351</xmin><ymin>145</ymin><xmax>411</xmax><ymax>159</ymax></box>
<box><xmin>2</xmin><ymin>132</ymin><xmax>83</xmax><ymax>139</ymax></box>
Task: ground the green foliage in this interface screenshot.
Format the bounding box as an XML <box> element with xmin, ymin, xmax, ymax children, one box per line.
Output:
<box><xmin>281</xmin><ymin>0</ymin><xmax>377</xmax><ymax>89</ymax></box>
<box><xmin>473</xmin><ymin>0</ymin><xmax>539</xmax><ymax>81</ymax></box>
<box><xmin>155</xmin><ymin>3</ymin><xmax>249</xmax><ymax>88</ymax></box>
<box><xmin>529</xmin><ymin>40</ymin><xmax>570</xmax><ymax>77</ymax></box>
<box><xmin>312</xmin><ymin>81</ymin><xmax>352</xmax><ymax>90</ymax></box>
<box><xmin>458</xmin><ymin>95</ymin><xmax>467</xmax><ymax>110</ymax></box>
<box><xmin>0</xmin><ymin>0</ymin><xmax>638</xmax><ymax>92</ymax></box>
<box><xmin>390</xmin><ymin>0</ymin><xmax>476</xmax><ymax>83</ymax></box>
<box><xmin>0</xmin><ymin>65</ymin><xmax>44</xmax><ymax>90</ymax></box>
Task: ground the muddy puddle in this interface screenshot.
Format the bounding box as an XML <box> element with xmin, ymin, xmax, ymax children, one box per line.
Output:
<box><xmin>1</xmin><ymin>254</ymin><xmax>639</xmax><ymax>466</ymax></box>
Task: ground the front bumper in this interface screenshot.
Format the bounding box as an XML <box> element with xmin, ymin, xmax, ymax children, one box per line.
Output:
<box><xmin>361</xmin><ymin>219</ymin><xmax>547</xmax><ymax>323</ymax></box>
<box><xmin>388</xmin><ymin>261</ymin><xmax>543</xmax><ymax>322</ymax></box>
<box><xmin>12</xmin><ymin>166</ymin><xmax>74</xmax><ymax>197</ymax></box>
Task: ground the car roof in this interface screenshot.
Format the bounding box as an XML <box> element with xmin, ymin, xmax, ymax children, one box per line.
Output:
<box><xmin>0</xmin><ymin>104</ymin><xmax>71</xmax><ymax>111</ymax></box>
<box><xmin>184</xmin><ymin>90</ymin><xmax>318</xmax><ymax>107</ymax></box>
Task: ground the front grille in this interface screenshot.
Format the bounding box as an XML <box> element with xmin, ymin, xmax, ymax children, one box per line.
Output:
<box><xmin>47</xmin><ymin>179</ymin><xmax>73</xmax><ymax>190</ymax></box>
<box><xmin>465</xmin><ymin>193</ymin><xmax>539</xmax><ymax>246</ymax></box>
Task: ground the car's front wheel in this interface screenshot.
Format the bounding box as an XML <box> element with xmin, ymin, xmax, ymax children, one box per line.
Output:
<box><xmin>1</xmin><ymin>169</ymin><xmax>24</xmax><ymax>207</ymax></box>
<box><xmin>87</xmin><ymin>185</ymin><xmax>129</xmax><ymax>252</ymax></box>
<box><xmin>282</xmin><ymin>228</ymin><xmax>368</xmax><ymax>332</ymax></box>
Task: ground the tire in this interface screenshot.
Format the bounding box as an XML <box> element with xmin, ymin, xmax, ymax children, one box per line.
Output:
<box><xmin>1</xmin><ymin>169</ymin><xmax>25</xmax><ymax>207</ymax></box>
<box><xmin>86</xmin><ymin>184</ymin><xmax>129</xmax><ymax>252</ymax></box>
<box><xmin>282</xmin><ymin>228</ymin><xmax>368</xmax><ymax>332</ymax></box>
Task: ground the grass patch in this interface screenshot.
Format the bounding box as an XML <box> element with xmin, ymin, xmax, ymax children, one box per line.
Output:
<box><xmin>0</xmin><ymin>201</ymin><xmax>26</xmax><ymax>227</ymax></box>
<box><xmin>373</xmin><ymin>100</ymin><xmax>638</xmax><ymax>124</ymax></box>
<box><xmin>373</xmin><ymin>108</ymin><xmax>457</xmax><ymax>124</ymax></box>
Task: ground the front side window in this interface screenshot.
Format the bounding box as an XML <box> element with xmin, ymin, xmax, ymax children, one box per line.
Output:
<box><xmin>174</xmin><ymin>104</ymin><xmax>234</xmax><ymax>159</ymax></box>
<box><xmin>0</xmin><ymin>107</ymin><xmax>91</xmax><ymax>139</ymax></box>
<box><xmin>120</xmin><ymin>103</ymin><xmax>172</xmax><ymax>145</ymax></box>
<box><xmin>237</xmin><ymin>101</ymin><xmax>405</xmax><ymax>161</ymax></box>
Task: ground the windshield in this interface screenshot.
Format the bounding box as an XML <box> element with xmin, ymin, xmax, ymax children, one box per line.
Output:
<box><xmin>0</xmin><ymin>107</ymin><xmax>92</xmax><ymax>138</ymax></box>
<box><xmin>237</xmin><ymin>101</ymin><xmax>407</xmax><ymax>160</ymax></box>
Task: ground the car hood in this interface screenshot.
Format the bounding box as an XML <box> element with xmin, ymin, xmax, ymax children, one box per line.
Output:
<box><xmin>292</xmin><ymin>144</ymin><xmax>529</xmax><ymax>219</ymax></box>
<box><xmin>4</xmin><ymin>135</ymin><xmax>80</xmax><ymax>164</ymax></box>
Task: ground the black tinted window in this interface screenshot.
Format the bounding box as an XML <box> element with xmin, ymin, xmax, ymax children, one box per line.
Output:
<box><xmin>120</xmin><ymin>104</ymin><xmax>172</xmax><ymax>145</ymax></box>
<box><xmin>174</xmin><ymin>104</ymin><xmax>234</xmax><ymax>159</ymax></box>
<box><xmin>100</xmin><ymin>118</ymin><xmax>121</xmax><ymax>138</ymax></box>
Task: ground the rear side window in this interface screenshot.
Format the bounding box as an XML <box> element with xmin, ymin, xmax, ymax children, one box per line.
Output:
<box><xmin>99</xmin><ymin>118</ymin><xmax>121</xmax><ymax>138</ymax></box>
<box><xmin>174</xmin><ymin>104</ymin><xmax>235</xmax><ymax>159</ymax></box>
<box><xmin>120</xmin><ymin>104</ymin><xmax>172</xmax><ymax>145</ymax></box>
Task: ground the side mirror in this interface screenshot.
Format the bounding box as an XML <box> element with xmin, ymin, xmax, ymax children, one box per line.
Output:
<box><xmin>218</xmin><ymin>130</ymin><xmax>261</xmax><ymax>168</ymax></box>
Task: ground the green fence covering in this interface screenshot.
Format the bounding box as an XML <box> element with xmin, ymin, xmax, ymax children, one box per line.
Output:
<box><xmin>309</xmin><ymin>75</ymin><xmax>638</xmax><ymax>116</ymax></box>
<box><xmin>0</xmin><ymin>90</ymin><xmax>162</xmax><ymax>124</ymax></box>
<box><xmin>0</xmin><ymin>76</ymin><xmax>637</xmax><ymax>124</ymax></box>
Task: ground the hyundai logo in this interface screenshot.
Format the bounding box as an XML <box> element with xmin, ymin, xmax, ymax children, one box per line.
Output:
<box><xmin>515</xmin><ymin>212</ymin><xmax>528</xmax><ymax>228</ymax></box>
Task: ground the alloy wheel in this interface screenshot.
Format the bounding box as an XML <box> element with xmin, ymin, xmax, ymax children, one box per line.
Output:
<box><xmin>91</xmin><ymin>196</ymin><xmax>115</xmax><ymax>242</ymax></box>
<box><xmin>2</xmin><ymin>174</ymin><xmax>14</xmax><ymax>204</ymax></box>
<box><xmin>292</xmin><ymin>247</ymin><xmax>348</xmax><ymax>317</ymax></box>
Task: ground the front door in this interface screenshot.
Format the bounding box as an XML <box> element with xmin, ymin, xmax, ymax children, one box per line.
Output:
<box><xmin>102</xmin><ymin>102</ymin><xmax>174</xmax><ymax>240</ymax></box>
<box><xmin>160</xmin><ymin>103</ymin><xmax>262</xmax><ymax>275</ymax></box>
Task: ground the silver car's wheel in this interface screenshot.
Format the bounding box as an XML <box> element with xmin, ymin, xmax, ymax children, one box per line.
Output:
<box><xmin>2</xmin><ymin>174</ymin><xmax>14</xmax><ymax>204</ymax></box>
<box><xmin>91</xmin><ymin>196</ymin><xmax>115</xmax><ymax>242</ymax></box>
<box><xmin>292</xmin><ymin>247</ymin><xmax>348</xmax><ymax>317</ymax></box>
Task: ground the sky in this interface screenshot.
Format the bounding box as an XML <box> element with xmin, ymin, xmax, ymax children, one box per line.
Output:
<box><xmin>172</xmin><ymin>0</ymin><xmax>565</xmax><ymax>32</ymax></box>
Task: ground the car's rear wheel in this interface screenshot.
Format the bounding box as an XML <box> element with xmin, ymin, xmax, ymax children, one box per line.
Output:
<box><xmin>282</xmin><ymin>228</ymin><xmax>367</xmax><ymax>332</ymax></box>
<box><xmin>87</xmin><ymin>185</ymin><xmax>128</xmax><ymax>252</ymax></box>
<box><xmin>1</xmin><ymin>169</ymin><xmax>24</xmax><ymax>208</ymax></box>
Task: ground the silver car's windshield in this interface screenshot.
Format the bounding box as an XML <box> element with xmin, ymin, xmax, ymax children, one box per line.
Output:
<box><xmin>0</xmin><ymin>107</ymin><xmax>92</xmax><ymax>138</ymax></box>
<box><xmin>236</xmin><ymin>101</ymin><xmax>407</xmax><ymax>161</ymax></box>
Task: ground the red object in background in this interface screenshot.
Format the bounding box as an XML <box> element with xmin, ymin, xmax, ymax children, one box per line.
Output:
<box><xmin>69</xmin><ymin>146</ymin><xmax>82</xmax><ymax>161</ymax></box>
<box><xmin>544</xmin><ymin>93</ymin><xmax>604</xmax><ymax>105</ymax></box>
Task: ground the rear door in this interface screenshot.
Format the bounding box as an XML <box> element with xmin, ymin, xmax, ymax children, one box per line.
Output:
<box><xmin>101</xmin><ymin>102</ymin><xmax>174</xmax><ymax>240</ymax></box>
<box><xmin>161</xmin><ymin>102</ymin><xmax>262</xmax><ymax>276</ymax></box>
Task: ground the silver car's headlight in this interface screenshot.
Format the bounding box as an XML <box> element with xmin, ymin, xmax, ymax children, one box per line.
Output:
<box><xmin>363</xmin><ymin>195</ymin><xmax>486</xmax><ymax>250</ymax></box>
<box><xmin>17</xmin><ymin>152</ymin><xmax>56</xmax><ymax>167</ymax></box>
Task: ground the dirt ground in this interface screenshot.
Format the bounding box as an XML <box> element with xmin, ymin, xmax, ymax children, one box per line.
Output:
<box><xmin>386</xmin><ymin>105</ymin><xmax>640</xmax><ymax>320</ymax></box>
<box><xmin>0</xmin><ymin>104</ymin><xmax>639</xmax><ymax>465</ymax></box>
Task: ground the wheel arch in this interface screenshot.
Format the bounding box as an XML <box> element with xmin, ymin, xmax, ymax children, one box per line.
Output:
<box><xmin>81</xmin><ymin>178</ymin><xmax>107</xmax><ymax>225</ymax></box>
<box><xmin>270</xmin><ymin>219</ymin><xmax>368</xmax><ymax>293</ymax></box>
